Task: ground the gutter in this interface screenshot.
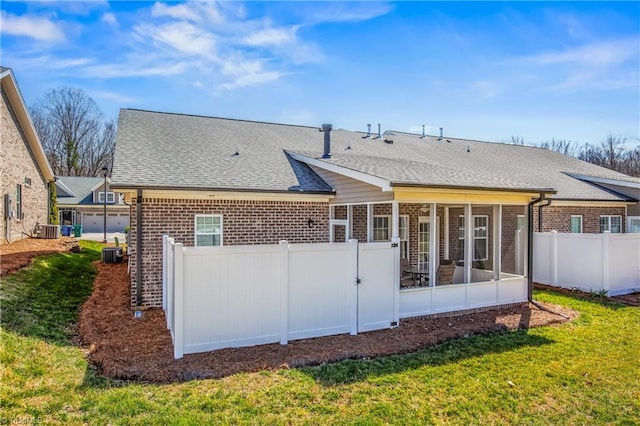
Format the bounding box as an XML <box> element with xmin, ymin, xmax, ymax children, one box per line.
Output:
<box><xmin>527</xmin><ymin>194</ymin><xmax>569</xmax><ymax>319</ymax></box>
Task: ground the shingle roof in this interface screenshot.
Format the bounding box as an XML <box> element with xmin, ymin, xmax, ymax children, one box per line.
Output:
<box><xmin>112</xmin><ymin>109</ymin><xmax>640</xmax><ymax>201</ymax></box>
<box><xmin>56</xmin><ymin>176</ymin><xmax>126</xmax><ymax>206</ymax></box>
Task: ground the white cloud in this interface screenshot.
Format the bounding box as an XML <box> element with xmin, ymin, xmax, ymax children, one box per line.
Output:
<box><xmin>471</xmin><ymin>80</ymin><xmax>499</xmax><ymax>99</ymax></box>
<box><xmin>0</xmin><ymin>11</ymin><xmax>66</xmax><ymax>42</ymax></box>
<box><xmin>151</xmin><ymin>1</ymin><xmax>223</xmax><ymax>24</ymax></box>
<box><xmin>308</xmin><ymin>2</ymin><xmax>394</xmax><ymax>24</ymax></box>
<box><xmin>90</xmin><ymin>90</ymin><xmax>138</xmax><ymax>104</ymax></box>
<box><xmin>101</xmin><ymin>12</ymin><xmax>118</xmax><ymax>27</ymax></box>
<box><xmin>82</xmin><ymin>61</ymin><xmax>188</xmax><ymax>78</ymax></box>
<box><xmin>219</xmin><ymin>70</ymin><xmax>282</xmax><ymax>90</ymax></box>
<box><xmin>522</xmin><ymin>39</ymin><xmax>638</xmax><ymax>69</ymax></box>
<box><xmin>135</xmin><ymin>21</ymin><xmax>216</xmax><ymax>58</ymax></box>
<box><xmin>243</xmin><ymin>26</ymin><xmax>299</xmax><ymax>47</ymax></box>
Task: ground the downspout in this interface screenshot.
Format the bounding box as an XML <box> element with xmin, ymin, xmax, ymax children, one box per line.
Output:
<box><xmin>527</xmin><ymin>195</ymin><xmax>569</xmax><ymax>318</ymax></box>
<box><xmin>537</xmin><ymin>199</ymin><xmax>552</xmax><ymax>233</ymax></box>
<box><xmin>136</xmin><ymin>189</ymin><xmax>143</xmax><ymax>306</ymax></box>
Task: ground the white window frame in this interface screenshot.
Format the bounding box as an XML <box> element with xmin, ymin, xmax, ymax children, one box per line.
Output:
<box><xmin>570</xmin><ymin>215</ymin><xmax>583</xmax><ymax>234</ymax></box>
<box><xmin>16</xmin><ymin>184</ymin><xmax>22</xmax><ymax>220</ymax></box>
<box><xmin>600</xmin><ymin>215</ymin><xmax>622</xmax><ymax>234</ymax></box>
<box><xmin>628</xmin><ymin>216</ymin><xmax>640</xmax><ymax>233</ymax></box>
<box><xmin>194</xmin><ymin>214</ymin><xmax>223</xmax><ymax>247</ymax></box>
<box><xmin>98</xmin><ymin>191</ymin><xmax>116</xmax><ymax>203</ymax></box>
<box><xmin>459</xmin><ymin>215</ymin><xmax>489</xmax><ymax>262</ymax></box>
<box><xmin>399</xmin><ymin>215</ymin><xmax>409</xmax><ymax>259</ymax></box>
<box><xmin>373</xmin><ymin>215</ymin><xmax>391</xmax><ymax>242</ymax></box>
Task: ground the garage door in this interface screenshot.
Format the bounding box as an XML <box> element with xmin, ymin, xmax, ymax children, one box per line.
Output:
<box><xmin>82</xmin><ymin>213</ymin><xmax>130</xmax><ymax>233</ymax></box>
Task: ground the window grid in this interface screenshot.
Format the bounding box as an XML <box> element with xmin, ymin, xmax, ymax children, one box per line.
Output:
<box><xmin>195</xmin><ymin>214</ymin><xmax>223</xmax><ymax>247</ymax></box>
<box><xmin>600</xmin><ymin>215</ymin><xmax>622</xmax><ymax>234</ymax></box>
<box><xmin>373</xmin><ymin>215</ymin><xmax>390</xmax><ymax>241</ymax></box>
<box><xmin>459</xmin><ymin>215</ymin><xmax>489</xmax><ymax>261</ymax></box>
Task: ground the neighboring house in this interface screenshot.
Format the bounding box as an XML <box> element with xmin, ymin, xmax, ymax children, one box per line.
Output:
<box><xmin>56</xmin><ymin>176</ymin><xmax>130</xmax><ymax>233</ymax></box>
<box><xmin>0</xmin><ymin>67</ymin><xmax>55</xmax><ymax>244</ymax></box>
<box><xmin>111</xmin><ymin>109</ymin><xmax>640</xmax><ymax>309</ymax></box>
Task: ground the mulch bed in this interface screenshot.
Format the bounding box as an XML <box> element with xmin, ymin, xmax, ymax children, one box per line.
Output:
<box><xmin>0</xmin><ymin>237</ymin><xmax>79</xmax><ymax>277</ymax></box>
<box><xmin>78</xmin><ymin>261</ymin><xmax>582</xmax><ymax>383</ymax></box>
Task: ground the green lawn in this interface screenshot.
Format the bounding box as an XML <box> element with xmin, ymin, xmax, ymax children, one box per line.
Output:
<box><xmin>1</xmin><ymin>243</ymin><xmax>639</xmax><ymax>425</ymax></box>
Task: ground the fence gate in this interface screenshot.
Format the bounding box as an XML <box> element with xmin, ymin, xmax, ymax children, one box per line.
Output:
<box><xmin>357</xmin><ymin>241</ymin><xmax>398</xmax><ymax>332</ymax></box>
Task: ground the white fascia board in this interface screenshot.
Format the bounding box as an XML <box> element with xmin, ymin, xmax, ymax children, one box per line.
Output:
<box><xmin>288</xmin><ymin>152</ymin><xmax>393</xmax><ymax>192</ymax></box>
<box><xmin>54</xmin><ymin>180</ymin><xmax>77</xmax><ymax>197</ymax></box>
<box><xmin>88</xmin><ymin>177</ymin><xmax>112</xmax><ymax>193</ymax></box>
<box><xmin>566</xmin><ymin>173</ymin><xmax>640</xmax><ymax>189</ymax></box>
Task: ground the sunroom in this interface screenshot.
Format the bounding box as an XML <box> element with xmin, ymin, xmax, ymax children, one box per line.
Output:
<box><xmin>326</xmin><ymin>189</ymin><xmax>543</xmax><ymax>318</ymax></box>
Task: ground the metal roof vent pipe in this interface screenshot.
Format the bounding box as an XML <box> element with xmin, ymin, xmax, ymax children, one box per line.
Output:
<box><xmin>420</xmin><ymin>125</ymin><xmax>426</xmax><ymax>139</ymax></box>
<box><xmin>321</xmin><ymin>123</ymin><xmax>332</xmax><ymax>158</ymax></box>
<box><xmin>438</xmin><ymin>127</ymin><xmax>443</xmax><ymax>140</ymax></box>
<box><xmin>362</xmin><ymin>123</ymin><xmax>371</xmax><ymax>139</ymax></box>
<box><xmin>375</xmin><ymin>123</ymin><xmax>382</xmax><ymax>139</ymax></box>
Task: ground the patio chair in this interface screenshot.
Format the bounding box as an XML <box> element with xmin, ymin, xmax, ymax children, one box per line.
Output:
<box><xmin>435</xmin><ymin>259</ymin><xmax>456</xmax><ymax>285</ymax></box>
<box><xmin>400</xmin><ymin>258</ymin><xmax>415</xmax><ymax>288</ymax></box>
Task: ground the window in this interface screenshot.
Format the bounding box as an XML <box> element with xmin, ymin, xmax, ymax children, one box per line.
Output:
<box><xmin>516</xmin><ymin>215</ymin><xmax>525</xmax><ymax>231</ymax></box>
<box><xmin>399</xmin><ymin>215</ymin><xmax>409</xmax><ymax>259</ymax></box>
<box><xmin>600</xmin><ymin>215</ymin><xmax>622</xmax><ymax>233</ymax></box>
<box><xmin>373</xmin><ymin>215</ymin><xmax>390</xmax><ymax>241</ymax></box>
<box><xmin>195</xmin><ymin>215</ymin><xmax>223</xmax><ymax>246</ymax></box>
<box><xmin>15</xmin><ymin>184</ymin><xmax>22</xmax><ymax>220</ymax></box>
<box><xmin>459</xmin><ymin>215</ymin><xmax>489</xmax><ymax>261</ymax></box>
<box><xmin>98</xmin><ymin>192</ymin><xmax>116</xmax><ymax>203</ymax></box>
<box><xmin>570</xmin><ymin>215</ymin><xmax>583</xmax><ymax>233</ymax></box>
<box><xmin>24</xmin><ymin>177</ymin><xmax>31</xmax><ymax>187</ymax></box>
<box><xmin>628</xmin><ymin>217</ymin><xmax>640</xmax><ymax>233</ymax></box>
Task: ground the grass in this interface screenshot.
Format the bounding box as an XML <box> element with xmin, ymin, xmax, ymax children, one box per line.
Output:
<box><xmin>1</xmin><ymin>243</ymin><xmax>639</xmax><ymax>424</ymax></box>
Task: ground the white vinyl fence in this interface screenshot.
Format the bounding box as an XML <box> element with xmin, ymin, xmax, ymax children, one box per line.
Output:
<box><xmin>163</xmin><ymin>236</ymin><xmax>397</xmax><ymax>359</ymax></box>
<box><xmin>533</xmin><ymin>231</ymin><xmax>640</xmax><ymax>296</ymax></box>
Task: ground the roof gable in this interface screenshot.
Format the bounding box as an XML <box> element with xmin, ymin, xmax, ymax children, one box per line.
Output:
<box><xmin>1</xmin><ymin>67</ymin><xmax>54</xmax><ymax>182</ymax></box>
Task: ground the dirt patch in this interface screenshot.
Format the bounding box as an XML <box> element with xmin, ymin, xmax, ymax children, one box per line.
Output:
<box><xmin>534</xmin><ymin>283</ymin><xmax>640</xmax><ymax>307</ymax></box>
<box><xmin>0</xmin><ymin>237</ymin><xmax>80</xmax><ymax>277</ymax></box>
<box><xmin>78</xmin><ymin>262</ymin><xmax>579</xmax><ymax>383</ymax></box>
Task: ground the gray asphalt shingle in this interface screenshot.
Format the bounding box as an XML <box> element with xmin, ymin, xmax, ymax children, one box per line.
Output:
<box><xmin>112</xmin><ymin>109</ymin><xmax>639</xmax><ymax>201</ymax></box>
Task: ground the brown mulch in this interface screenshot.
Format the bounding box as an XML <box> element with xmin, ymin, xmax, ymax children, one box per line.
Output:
<box><xmin>78</xmin><ymin>261</ymin><xmax>581</xmax><ymax>383</ymax></box>
<box><xmin>0</xmin><ymin>237</ymin><xmax>80</xmax><ymax>277</ymax></box>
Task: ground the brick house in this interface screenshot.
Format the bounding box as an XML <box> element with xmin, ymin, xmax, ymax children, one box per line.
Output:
<box><xmin>111</xmin><ymin>109</ymin><xmax>639</xmax><ymax>307</ymax></box>
<box><xmin>56</xmin><ymin>176</ymin><xmax>130</xmax><ymax>233</ymax></box>
<box><xmin>0</xmin><ymin>67</ymin><xmax>55</xmax><ymax>244</ymax></box>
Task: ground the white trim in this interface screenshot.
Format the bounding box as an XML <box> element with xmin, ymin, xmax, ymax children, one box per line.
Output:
<box><xmin>627</xmin><ymin>216</ymin><xmax>640</xmax><ymax>233</ymax></box>
<box><xmin>570</xmin><ymin>215</ymin><xmax>583</xmax><ymax>233</ymax></box>
<box><xmin>194</xmin><ymin>214</ymin><xmax>223</xmax><ymax>247</ymax></box>
<box><xmin>566</xmin><ymin>173</ymin><xmax>640</xmax><ymax>189</ymax></box>
<box><xmin>112</xmin><ymin>188</ymin><xmax>333</xmax><ymax>203</ymax></box>
<box><xmin>97</xmin><ymin>191</ymin><xmax>116</xmax><ymax>203</ymax></box>
<box><xmin>599</xmin><ymin>215</ymin><xmax>622</xmax><ymax>234</ymax></box>
<box><xmin>372</xmin><ymin>215</ymin><xmax>391</xmax><ymax>242</ymax></box>
<box><xmin>288</xmin><ymin>152</ymin><xmax>393</xmax><ymax>191</ymax></box>
<box><xmin>545</xmin><ymin>200</ymin><xmax>633</xmax><ymax>207</ymax></box>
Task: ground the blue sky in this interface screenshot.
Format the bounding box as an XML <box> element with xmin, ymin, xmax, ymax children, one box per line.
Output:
<box><xmin>1</xmin><ymin>1</ymin><xmax>638</xmax><ymax>146</ymax></box>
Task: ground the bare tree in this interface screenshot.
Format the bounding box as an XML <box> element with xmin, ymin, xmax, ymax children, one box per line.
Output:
<box><xmin>539</xmin><ymin>138</ymin><xmax>579</xmax><ymax>157</ymax></box>
<box><xmin>30</xmin><ymin>87</ymin><xmax>115</xmax><ymax>176</ymax></box>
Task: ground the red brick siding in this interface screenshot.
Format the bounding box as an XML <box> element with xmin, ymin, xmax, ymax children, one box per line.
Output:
<box><xmin>130</xmin><ymin>198</ymin><xmax>329</xmax><ymax>307</ymax></box>
<box><xmin>533</xmin><ymin>205</ymin><xmax>626</xmax><ymax>233</ymax></box>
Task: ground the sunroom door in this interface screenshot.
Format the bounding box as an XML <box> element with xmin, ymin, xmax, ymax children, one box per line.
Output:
<box><xmin>418</xmin><ymin>217</ymin><xmax>439</xmax><ymax>269</ymax></box>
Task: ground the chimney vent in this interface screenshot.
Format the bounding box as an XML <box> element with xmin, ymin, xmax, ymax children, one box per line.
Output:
<box><xmin>438</xmin><ymin>127</ymin><xmax>443</xmax><ymax>140</ymax></box>
<box><xmin>420</xmin><ymin>125</ymin><xmax>426</xmax><ymax>139</ymax></box>
<box><xmin>321</xmin><ymin>123</ymin><xmax>332</xmax><ymax>158</ymax></box>
<box><xmin>375</xmin><ymin>123</ymin><xmax>382</xmax><ymax>139</ymax></box>
<box><xmin>362</xmin><ymin>123</ymin><xmax>371</xmax><ymax>139</ymax></box>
